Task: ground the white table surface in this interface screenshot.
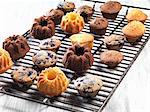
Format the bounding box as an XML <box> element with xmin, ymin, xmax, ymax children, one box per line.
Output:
<box><xmin>0</xmin><ymin>0</ymin><xmax>150</xmax><ymax>112</ymax></box>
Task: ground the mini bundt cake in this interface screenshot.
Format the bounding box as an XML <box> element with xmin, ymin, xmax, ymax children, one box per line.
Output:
<box><xmin>63</xmin><ymin>44</ymin><xmax>94</xmax><ymax>73</ymax></box>
<box><xmin>60</xmin><ymin>12</ymin><xmax>85</xmax><ymax>34</ymax></box>
<box><xmin>0</xmin><ymin>48</ymin><xmax>13</xmax><ymax>74</ymax></box>
<box><xmin>31</xmin><ymin>16</ymin><xmax>55</xmax><ymax>40</ymax></box>
<box><xmin>3</xmin><ymin>35</ymin><xmax>30</xmax><ymax>61</ymax></box>
<box><xmin>37</xmin><ymin>67</ymin><xmax>69</xmax><ymax>96</ymax></box>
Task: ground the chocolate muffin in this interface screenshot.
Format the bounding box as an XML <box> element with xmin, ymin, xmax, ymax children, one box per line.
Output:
<box><xmin>100</xmin><ymin>1</ymin><xmax>122</xmax><ymax>19</ymax></box>
<box><xmin>90</xmin><ymin>17</ymin><xmax>108</xmax><ymax>35</ymax></box>
<box><xmin>57</xmin><ymin>1</ymin><xmax>75</xmax><ymax>14</ymax></box>
<box><xmin>104</xmin><ymin>34</ymin><xmax>126</xmax><ymax>50</ymax></box>
<box><xmin>100</xmin><ymin>50</ymin><xmax>124</xmax><ymax>68</ymax></box>
<box><xmin>47</xmin><ymin>9</ymin><xmax>64</xmax><ymax>25</ymax></box>
<box><xmin>77</xmin><ymin>5</ymin><xmax>94</xmax><ymax>23</ymax></box>
<box><xmin>31</xmin><ymin>16</ymin><xmax>55</xmax><ymax>40</ymax></box>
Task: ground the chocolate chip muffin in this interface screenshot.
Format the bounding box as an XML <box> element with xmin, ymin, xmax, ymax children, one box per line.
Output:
<box><xmin>77</xmin><ymin>5</ymin><xmax>94</xmax><ymax>23</ymax></box>
<box><xmin>39</xmin><ymin>38</ymin><xmax>61</xmax><ymax>52</ymax></box>
<box><xmin>32</xmin><ymin>50</ymin><xmax>57</xmax><ymax>69</ymax></box>
<box><xmin>57</xmin><ymin>1</ymin><xmax>75</xmax><ymax>14</ymax></box>
<box><xmin>47</xmin><ymin>9</ymin><xmax>64</xmax><ymax>25</ymax></box>
<box><xmin>100</xmin><ymin>1</ymin><xmax>122</xmax><ymax>19</ymax></box>
<box><xmin>100</xmin><ymin>50</ymin><xmax>124</xmax><ymax>68</ymax></box>
<box><xmin>104</xmin><ymin>34</ymin><xmax>126</xmax><ymax>50</ymax></box>
<box><xmin>74</xmin><ymin>75</ymin><xmax>103</xmax><ymax>97</ymax></box>
<box><xmin>90</xmin><ymin>17</ymin><xmax>108</xmax><ymax>35</ymax></box>
<box><xmin>12</xmin><ymin>66</ymin><xmax>37</xmax><ymax>88</ymax></box>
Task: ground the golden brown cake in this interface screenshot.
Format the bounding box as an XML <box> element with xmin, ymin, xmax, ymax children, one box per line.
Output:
<box><xmin>100</xmin><ymin>50</ymin><xmax>123</xmax><ymax>68</ymax></box>
<box><xmin>126</xmin><ymin>9</ymin><xmax>147</xmax><ymax>23</ymax></box>
<box><xmin>0</xmin><ymin>48</ymin><xmax>13</xmax><ymax>74</ymax></box>
<box><xmin>37</xmin><ymin>67</ymin><xmax>69</xmax><ymax>96</ymax></box>
<box><xmin>69</xmin><ymin>33</ymin><xmax>94</xmax><ymax>50</ymax></box>
<box><xmin>60</xmin><ymin>12</ymin><xmax>85</xmax><ymax>34</ymax></box>
<box><xmin>122</xmin><ymin>21</ymin><xmax>145</xmax><ymax>43</ymax></box>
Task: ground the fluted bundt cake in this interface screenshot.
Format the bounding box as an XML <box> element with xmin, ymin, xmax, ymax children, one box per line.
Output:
<box><xmin>37</xmin><ymin>67</ymin><xmax>69</xmax><ymax>96</ymax></box>
<box><xmin>63</xmin><ymin>44</ymin><xmax>94</xmax><ymax>73</ymax></box>
<box><xmin>60</xmin><ymin>12</ymin><xmax>85</xmax><ymax>34</ymax></box>
<box><xmin>31</xmin><ymin>16</ymin><xmax>55</xmax><ymax>40</ymax></box>
<box><xmin>0</xmin><ymin>48</ymin><xmax>13</xmax><ymax>74</ymax></box>
<box><xmin>3</xmin><ymin>35</ymin><xmax>30</xmax><ymax>61</ymax></box>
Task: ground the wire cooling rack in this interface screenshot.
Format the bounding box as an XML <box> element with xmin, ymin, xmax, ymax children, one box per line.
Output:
<box><xmin>0</xmin><ymin>0</ymin><xmax>150</xmax><ymax>112</ymax></box>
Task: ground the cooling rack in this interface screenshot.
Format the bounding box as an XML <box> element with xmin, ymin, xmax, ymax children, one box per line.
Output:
<box><xmin>0</xmin><ymin>0</ymin><xmax>150</xmax><ymax>112</ymax></box>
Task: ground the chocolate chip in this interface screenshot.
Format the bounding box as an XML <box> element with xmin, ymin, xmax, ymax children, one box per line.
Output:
<box><xmin>48</xmin><ymin>53</ymin><xmax>53</xmax><ymax>58</ymax></box>
<box><xmin>80</xmin><ymin>79</ymin><xmax>83</xmax><ymax>82</ymax></box>
<box><xmin>78</xmin><ymin>84</ymin><xmax>80</xmax><ymax>87</ymax></box>
<box><xmin>36</xmin><ymin>60</ymin><xmax>41</xmax><ymax>65</ymax></box>
<box><xmin>88</xmin><ymin>87</ymin><xmax>91</xmax><ymax>89</ymax></box>
<box><xmin>28</xmin><ymin>71</ymin><xmax>33</xmax><ymax>76</ymax></box>
<box><xmin>43</xmin><ymin>42</ymin><xmax>48</xmax><ymax>45</ymax></box>
<box><xmin>45</xmin><ymin>57</ymin><xmax>49</xmax><ymax>60</ymax></box>
<box><xmin>51</xmin><ymin>44</ymin><xmax>55</xmax><ymax>47</ymax></box>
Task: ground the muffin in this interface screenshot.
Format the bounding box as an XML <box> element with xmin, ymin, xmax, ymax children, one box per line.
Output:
<box><xmin>37</xmin><ymin>67</ymin><xmax>69</xmax><ymax>96</ymax></box>
<box><xmin>122</xmin><ymin>21</ymin><xmax>145</xmax><ymax>43</ymax></box>
<box><xmin>0</xmin><ymin>48</ymin><xmax>13</xmax><ymax>74</ymax></box>
<box><xmin>100</xmin><ymin>1</ymin><xmax>122</xmax><ymax>19</ymax></box>
<box><xmin>32</xmin><ymin>50</ymin><xmax>57</xmax><ymax>69</ymax></box>
<box><xmin>47</xmin><ymin>9</ymin><xmax>64</xmax><ymax>25</ymax></box>
<box><xmin>39</xmin><ymin>38</ymin><xmax>61</xmax><ymax>52</ymax></box>
<box><xmin>3</xmin><ymin>35</ymin><xmax>30</xmax><ymax>61</ymax></box>
<box><xmin>63</xmin><ymin>44</ymin><xmax>94</xmax><ymax>74</ymax></box>
<box><xmin>104</xmin><ymin>34</ymin><xmax>126</xmax><ymax>50</ymax></box>
<box><xmin>69</xmin><ymin>33</ymin><xmax>94</xmax><ymax>50</ymax></box>
<box><xmin>126</xmin><ymin>9</ymin><xmax>147</xmax><ymax>23</ymax></box>
<box><xmin>100</xmin><ymin>50</ymin><xmax>124</xmax><ymax>68</ymax></box>
<box><xmin>77</xmin><ymin>5</ymin><xmax>94</xmax><ymax>22</ymax></box>
<box><xmin>60</xmin><ymin>12</ymin><xmax>85</xmax><ymax>34</ymax></box>
<box><xmin>31</xmin><ymin>16</ymin><xmax>55</xmax><ymax>40</ymax></box>
<box><xmin>90</xmin><ymin>17</ymin><xmax>108</xmax><ymax>35</ymax></box>
<box><xmin>57</xmin><ymin>1</ymin><xmax>75</xmax><ymax>14</ymax></box>
<box><xmin>12</xmin><ymin>66</ymin><xmax>37</xmax><ymax>88</ymax></box>
<box><xmin>74</xmin><ymin>75</ymin><xmax>103</xmax><ymax>97</ymax></box>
